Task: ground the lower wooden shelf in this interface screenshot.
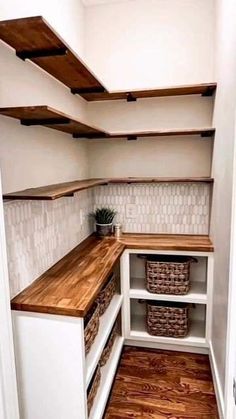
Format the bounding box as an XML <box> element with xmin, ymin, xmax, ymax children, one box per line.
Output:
<box><xmin>86</xmin><ymin>294</ymin><xmax>123</xmax><ymax>387</ymax></box>
<box><xmin>88</xmin><ymin>336</ymin><xmax>124</xmax><ymax>419</ymax></box>
<box><xmin>129</xmin><ymin>314</ymin><xmax>207</xmax><ymax>348</ymax></box>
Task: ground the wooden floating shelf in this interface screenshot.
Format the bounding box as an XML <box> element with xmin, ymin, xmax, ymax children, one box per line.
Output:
<box><xmin>0</xmin><ymin>16</ymin><xmax>106</xmax><ymax>95</ymax></box>
<box><xmin>0</xmin><ymin>16</ymin><xmax>217</xmax><ymax>101</ymax></box>
<box><xmin>0</xmin><ymin>105</ymin><xmax>215</xmax><ymax>139</ymax></box>
<box><xmin>80</xmin><ymin>83</ymin><xmax>217</xmax><ymax>102</ymax></box>
<box><xmin>0</xmin><ymin>106</ymin><xmax>105</xmax><ymax>138</ymax></box>
<box><xmin>3</xmin><ymin>177</ymin><xmax>214</xmax><ymax>201</ymax></box>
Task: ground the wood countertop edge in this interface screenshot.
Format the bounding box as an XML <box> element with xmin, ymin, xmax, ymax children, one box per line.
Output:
<box><xmin>10</xmin><ymin>234</ymin><xmax>214</xmax><ymax>318</ymax></box>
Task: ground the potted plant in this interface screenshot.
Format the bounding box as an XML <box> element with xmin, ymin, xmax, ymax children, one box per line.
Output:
<box><xmin>90</xmin><ymin>207</ymin><xmax>117</xmax><ymax>237</ymax></box>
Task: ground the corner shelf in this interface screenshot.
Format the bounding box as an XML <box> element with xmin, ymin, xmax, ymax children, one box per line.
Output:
<box><xmin>129</xmin><ymin>277</ymin><xmax>207</xmax><ymax>304</ymax></box>
<box><xmin>0</xmin><ymin>16</ymin><xmax>217</xmax><ymax>101</ymax></box>
<box><xmin>0</xmin><ymin>16</ymin><xmax>106</xmax><ymax>95</ymax></box>
<box><xmin>0</xmin><ymin>105</ymin><xmax>215</xmax><ymax>140</ymax></box>
<box><xmin>3</xmin><ymin>177</ymin><xmax>214</xmax><ymax>201</ymax></box>
<box><xmin>0</xmin><ymin>106</ymin><xmax>106</xmax><ymax>138</ymax></box>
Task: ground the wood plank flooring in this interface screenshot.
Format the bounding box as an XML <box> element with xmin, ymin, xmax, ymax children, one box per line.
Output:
<box><xmin>104</xmin><ymin>347</ymin><xmax>219</xmax><ymax>419</ymax></box>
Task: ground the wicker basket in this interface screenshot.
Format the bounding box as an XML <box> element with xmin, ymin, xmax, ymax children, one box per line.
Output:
<box><xmin>87</xmin><ymin>365</ymin><xmax>101</xmax><ymax>415</ymax></box>
<box><xmin>100</xmin><ymin>322</ymin><xmax>118</xmax><ymax>367</ymax></box>
<box><xmin>146</xmin><ymin>255</ymin><xmax>197</xmax><ymax>295</ymax></box>
<box><xmin>96</xmin><ymin>274</ymin><xmax>116</xmax><ymax>316</ymax></box>
<box><xmin>84</xmin><ymin>303</ymin><xmax>100</xmax><ymax>355</ymax></box>
<box><xmin>146</xmin><ymin>301</ymin><xmax>189</xmax><ymax>338</ymax></box>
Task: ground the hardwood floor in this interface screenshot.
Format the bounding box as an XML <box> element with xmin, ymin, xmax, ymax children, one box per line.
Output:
<box><xmin>104</xmin><ymin>347</ymin><xmax>219</xmax><ymax>419</ymax></box>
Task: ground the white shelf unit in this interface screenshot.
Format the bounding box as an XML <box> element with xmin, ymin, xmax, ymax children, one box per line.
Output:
<box><xmin>120</xmin><ymin>249</ymin><xmax>214</xmax><ymax>354</ymax></box>
<box><xmin>89</xmin><ymin>336</ymin><xmax>124</xmax><ymax>419</ymax></box>
<box><xmin>12</xmin><ymin>292</ymin><xmax>123</xmax><ymax>419</ymax></box>
<box><xmin>86</xmin><ymin>294</ymin><xmax>123</xmax><ymax>387</ymax></box>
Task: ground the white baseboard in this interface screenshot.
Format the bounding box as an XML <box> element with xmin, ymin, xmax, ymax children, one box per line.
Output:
<box><xmin>209</xmin><ymin>340</ymin><xmax>225</xmax><ymax>419</ymax></box>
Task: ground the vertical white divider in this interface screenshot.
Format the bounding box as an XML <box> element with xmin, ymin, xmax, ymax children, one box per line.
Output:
<box><xmin>120</xmin><ymin>250</ymin><xmax>131</xmax><ymax>338</ymax></box>
<box><xmin>206</xmin><ymin>254</ymin><xmax>214</xmax><ymax>343</ymax></box>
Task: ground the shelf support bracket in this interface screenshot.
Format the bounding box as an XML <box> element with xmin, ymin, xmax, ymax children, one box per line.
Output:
<box><xmin>201</xmin><ymin>131</ymin><xmax>214</xmax><ymax>138</ymax></box>
<box><xmin>16</xmin><ymin>48</ymin><xmax>68</xmax><ymax>61</ymax></box>
<box><xmin>73</xmin><ymin>133</ymin><xmax>106</xmax><ymax>139</ymax></box>
<box><xmin>21</xmin><ymin>118</ymin><xmax>70</xmax><ymax>126</ymax></box>
<box><xmin>127</xmin><ymin>135</ymin><xmax>138</xmax><ymax>141</ymax></box>
<box><xmin>202</xmin><ymin>87</ymin><xmax>215</xmax><ymax>97</ymax></box>
<box><xmin>126</xmin><ymin>93</ymin><xmax>137</xmax><ymax>102</ymax></box>
<box><xmin>71</xmin><ymin>87</ymin><xmax>106</xmax><ymax>95</ymax></box>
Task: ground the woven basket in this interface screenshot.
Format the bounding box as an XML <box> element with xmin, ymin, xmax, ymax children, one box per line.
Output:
<box><xmin>84</xmin><ymin>303</ymin><xmax>100</xmax><ymax>355</ymax></box>
<box><xmin>100</xmin><ymin>322</ymin><xmax>118</xmax><ymax>367</ymax></box>
<box><xmin>96</xmin><ymin>274</ymin><xmax>116</xmax><ymax>316</ymax></box>
<box><xmin>147</xmin><ymin>301</ymin><xmax>189</xmax><ymax>338</ymax></box>
<box><xmin>146</xmin><ymin>256</ymin><xmax>197</xmax><ymax>295</ymax></box>
<box><xmin>87</xmin><ymin>365</ymin><xmax>101</xmax><ymax>415</ymax></box>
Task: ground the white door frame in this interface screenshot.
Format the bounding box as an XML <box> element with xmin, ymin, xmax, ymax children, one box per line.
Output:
<box><xmin>0</xmin><ymin>171</ymin><xmax>19</xmax><ymax>419</ymax></box>
<box><xmin>225</xmin><ymin>116</ymin><xmax>236</xmax><ymax>419</ymax></box>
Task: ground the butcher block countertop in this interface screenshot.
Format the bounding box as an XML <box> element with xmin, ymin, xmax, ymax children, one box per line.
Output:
<box><xmin>11</xmin><ymin>234</ymin><xmax>214</xmax><ymax>318</ymax></box>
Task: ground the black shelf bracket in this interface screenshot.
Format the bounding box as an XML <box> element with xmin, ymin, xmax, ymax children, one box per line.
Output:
<box><xmin>201</xmin><ymin>131</ymin><xmax>214</xmax><ymax>138</ymax></box>
<box><xmin>202</xmin><ymin>87</ymin><xmax>215</xmax><ymax>97</ymax></box>
<box><xmin>71</xmin><ymin>87</ymin><xmax>106</xmax><ymax>95</ymax></box>
<box><xmin>126</xmin><ymin>93</ymin><xmax>137</xmax><ymax>102</ymax></box>
<box><xmin>73</xmin><ymin>133</ymin><xmax>106</xmax><ymax>139</ymax></box>
<box><xmin>127</xmin><ymin>135</ymin><xmax>138</xmax><ymax>141</ymax></box>
<box><xmin>21</xmin><ymin>118</ymin><xmax>70</xmax><ymax>126</ymax></box>
<box><xmin>16</xmin><ymin>47</ymin><xmax>68</xmax><ymax>61</ymax></box>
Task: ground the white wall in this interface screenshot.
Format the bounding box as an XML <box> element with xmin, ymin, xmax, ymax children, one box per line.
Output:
<box><xmin>84</xmin><ymin>0</ymin><xmax>215</xmax><ymax>179</ymax></box>
<box><xmin>87</xmin><ymin>95</ymin><xmax>213</xmax><ymax>178</ymax></box>
<box><xmin>84</xmin><ymin>0</ymin><xmax>215</xmax><ymax>90</ymax></box>
<box><xmin>210</xmin><ymin>0</ymin><xmax>236</xmax><ymax>415</ymax></box>
<box><xmin>0</xmin><ymin>0</ymin><xmax>89</xmax><ymax>194</ymax></box>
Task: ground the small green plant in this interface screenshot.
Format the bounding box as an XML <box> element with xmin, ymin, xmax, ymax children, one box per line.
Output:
<box><xmin>90</xmin><ymin>207</ymin><xmax>117</xmax><ymax>224</ymax></box>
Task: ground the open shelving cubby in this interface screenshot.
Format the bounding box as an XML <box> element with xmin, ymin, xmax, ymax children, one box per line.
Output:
<box><xmin>121</xmin><ymin>248</ymin><xmax>214</xmax><ymax>354</ymax></box>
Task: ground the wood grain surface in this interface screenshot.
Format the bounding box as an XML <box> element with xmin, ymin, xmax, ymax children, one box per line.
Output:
<box><xmin>0</xmin><ymin>16</ymin><xmax>105</xmax><ymax>91</ymax></box>
<box><xmin>81</xmin><ymin>83</ymin><xmax>217</xmax><ymax>101</ymax></box>
<box><xmin>3</xmin><ymin>177</ymin><xmax>214</xmax><ymax>201</ymax></box>
<box><xmin>0</xmin><ymin>16</ymin><xmax>217</xmax><ymax>101</ymax></box>
<box><xmin>104</xmin><ymin>347</ymin><xmax>219</xmax><ymax>418</ymax></box>
<box><xmin>0</xmin><ymin>105</ymin><xmax>105</xmax><ymax>137</ymax></box>
<box><xmin>11</xmin><ymin>234</ymin><xmax>213</xmax><ymax>317</ymax></box>
<box><xmin>0</xmin><ymin>105</ymin><xmax>215</xmax><ymax>140</ymax></box>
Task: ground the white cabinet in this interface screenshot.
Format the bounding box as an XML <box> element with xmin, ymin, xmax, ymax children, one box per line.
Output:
<box><xmin>12</xmin><ymin>247</ymin><xmax>214</xmax><ymax>418</ymax></box>
<box><xmin>12</xmin><ymin>294</ymin><xmax>123</xmax><ymax>419</ymax></box>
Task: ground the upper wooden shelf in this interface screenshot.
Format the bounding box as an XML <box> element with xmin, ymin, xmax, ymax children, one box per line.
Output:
<box><xmin>11</xmin><ymin>233</ymin><xmax>214</xmax><ymax>318</ymax></box>
<box><xmin>0</xmin><ymin>105</ymin><xmax>215</xmax><ymax>140</ymax></box>
<box><xmin>0</xmin><ymin>16</ymin><xmax>217</xmax><ymax>102</ymax></box>
<box><xmin>3</xmin><ymin>177</ymin><xmax>214</xmax><ymax>201</ymax></box>
<box><xmin>80</xmin><ymin>83</ymin><xmax>217</xmax><ymax>102</ymax></box>
<box><xmin>0</xmin><ymin>16</ymin><xmax>106</xmax><ymax>95</ymax></box>
<box><xmin>0</xmin><ymin>106</ymin><xmax>106</xmax><ymax>138</ymax></box>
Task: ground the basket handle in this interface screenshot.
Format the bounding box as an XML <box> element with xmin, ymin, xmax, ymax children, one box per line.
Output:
<box><xmin>189</xmin><ymin>257</ymin><xmax>198</xmax><ymax>264</ymax></box>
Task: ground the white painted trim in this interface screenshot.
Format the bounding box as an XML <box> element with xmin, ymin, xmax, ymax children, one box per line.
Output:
<box><xmin>0</xmin><ymin>172</ymin><xmax>19</xmax><ymax>419</ymax></box>
<box><xmin>209</xmin><ymin>340</ymin><xmax>225</xmax><ymax>419</ymax></box>
<box><xmin>224</xmin><ymin>113</ymin><xmax>236</xmax><ymax>419</ymax></box>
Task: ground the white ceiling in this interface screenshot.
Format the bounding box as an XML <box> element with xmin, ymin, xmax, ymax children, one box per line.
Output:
<box><xmin>82</xmin><ymin>0</ymin><xmax>134</xmax><ymax>6</ymax></box>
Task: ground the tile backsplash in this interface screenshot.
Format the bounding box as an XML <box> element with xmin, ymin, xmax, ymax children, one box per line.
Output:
<box><xmin>94</xmin><ymin>183</ymin><xmax>210</xmax><ymax>235</ymax></box>
<box><xmin>4</xmin><ymin>182</ymin><xmax>211</xmax><ymax>298</ymax></box>
<box><xmin>4</xmin><ymin>189</ymin><xmax>94</xmax><ymax>298</ymax></box>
